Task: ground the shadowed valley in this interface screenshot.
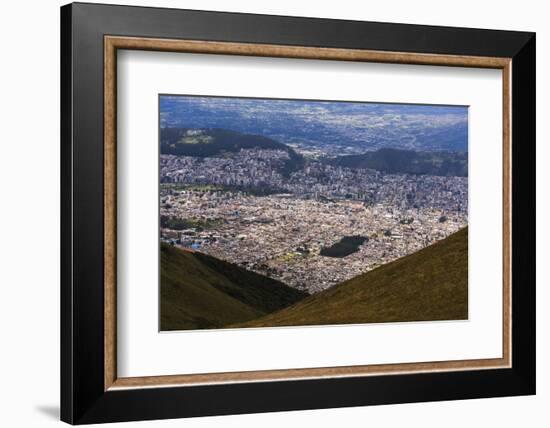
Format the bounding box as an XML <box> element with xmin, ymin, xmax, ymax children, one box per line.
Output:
<box><xmin>233</xmin><ymin>227</ymin><xmax>468</xmax><ymax>328</ymax></box>
<box><xmin>160</xmin><ymin>243</ymin><xmax>307</xmax><ymax>331</ymax></box>
<box><xmin>162</xmin><ymin>228</ymin><xmax>467</xmax><ymax>330</ymax></box>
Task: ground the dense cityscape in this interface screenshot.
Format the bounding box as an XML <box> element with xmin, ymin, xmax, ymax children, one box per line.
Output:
<box><xmin>158</xmin><ymin>96</ymin><xmax>470</xmax><ymax>332</ymax></box>
<box><xmin>160</xmin><ymin>146</ymin><xmax>467</xmax><ymax>293</ymax></box>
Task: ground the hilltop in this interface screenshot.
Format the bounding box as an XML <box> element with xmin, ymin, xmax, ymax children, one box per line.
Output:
<box><xmin>160</xmin><ymin>128</ymin><xmax>304</xmax><ymax>175</ymax></box>
<box><xmin>160</xmin><ymin>243</ymin><xmax>307</xmax><ymax>331</ymax></box>
<box><xmin>233</xmin><ymin>227</ymin><xmax>468</xmax><ymax>328</ymax></box>
<box><xmin>329</xmin><ymin>148</ymin><xmax>468</xmax><ymax>177</ymax></box>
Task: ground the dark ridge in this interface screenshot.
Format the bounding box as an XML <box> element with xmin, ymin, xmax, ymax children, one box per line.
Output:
<box><xmin>160</xmin><ymin>243</ymin><xmax>307</xmax><ymax>331</ymax></box>
<box><xmin>329</xmin><ymin>148</ymin><xmax>468</xmax><ymax>177</ymax></box>
<box><xmin>160</xmin><ymin>127</ymin><xmax>304</xmax><ymax>176</ymax></box>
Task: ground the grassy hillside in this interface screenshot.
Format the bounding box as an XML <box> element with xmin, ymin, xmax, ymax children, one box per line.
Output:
<box><xmin>233</xmin><ymin>228</ymin><xmax>468</xmax><ymax>328</ymax></box>
<box><xmin>330</xmin><ymin>148</ymin><xmax>468</xmax><ymax>177</ymax></box>
<box><xmin>160</xmin><ymin>243</ymin><xmax>307</xmax><ymax>331</ymax></box>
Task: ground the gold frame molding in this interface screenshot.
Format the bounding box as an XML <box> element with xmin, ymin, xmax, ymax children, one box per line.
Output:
<box><xmin>104</xmin><ymin>36</ymin><xmax>512</xmax><ymax>391</ymax></box>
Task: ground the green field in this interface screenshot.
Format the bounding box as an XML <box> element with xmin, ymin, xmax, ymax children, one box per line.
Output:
<box><xmin>160</xmin><ymin>215</ymin><xmax>222</xmax><ymax>231</ymax></box>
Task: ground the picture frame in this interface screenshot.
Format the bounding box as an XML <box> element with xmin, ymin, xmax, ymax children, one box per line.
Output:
<box><xmin>61</xmin><ymin>2</ymin><xmax>535</xmax><ymax>424</ymax></box>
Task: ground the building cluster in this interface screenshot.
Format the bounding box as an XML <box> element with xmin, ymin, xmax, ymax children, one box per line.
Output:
<box><xmin>160</xmin><ymin>150</ymin><xmax>290</xmax><ymax>190</ymax></box>
<box><xmin>161</xmin><ymin>151</ymin><xmax>468</xmax><ymax>213</ymax></box>
<box><xmin>160</xmin><ymin>148</ymin><xmax>468</xmax><ymax>293</ymax></box>
<box><xmin>161</xmin><ymin>187</ymin><xmax>467</xmax><ymax>293</ymax></box>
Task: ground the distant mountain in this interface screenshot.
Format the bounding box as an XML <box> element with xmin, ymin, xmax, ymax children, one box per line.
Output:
<box><xmin>233</xmin><ymin>227</ymin><xmax>468</xmax><ymax>328</ymax></box>
<box><xmin>160</xmin><ymin>96</ymin><xmax>469</xmax><ymax>153</ymax></box>
<box><xmin>160</xmin><ymin>243</ymin><xmax>307</xmax><ymax>331</ymax></box>
<box><xmin>329</xmin><ymin>148</ymin><xmax>468</xmax><ymax>177</ymax></box>
<box><xmin>160</xmin><ymin>128</ymin><xmax>304</xmax><ymax>175</ymax></box>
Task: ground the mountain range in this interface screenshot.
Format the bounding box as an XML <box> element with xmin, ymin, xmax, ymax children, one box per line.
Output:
<box><xmin>160</xmin><ymin>96</ymin><xmax>468</xmax><ymax>152</ymax></box>
<box><xmin>329</xmin><ymin>147</ymin><xmax>468</xmax><ymax>177</ymax></box>
<box><xmin>161</xmin><ymin>128</ymin><xmax>467</xmax><ymax>177</ymax></box>
<box><xmin>160</xmin><ymin>127</ymin><xmax>304</xmax><ymax>176</ymax></box>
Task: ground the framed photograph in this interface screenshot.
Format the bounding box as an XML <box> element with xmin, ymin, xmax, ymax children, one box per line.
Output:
<box><xmin>61</xmin><ymin>2</ymin><xmax>535</xmax><ymax>424</ymax></box>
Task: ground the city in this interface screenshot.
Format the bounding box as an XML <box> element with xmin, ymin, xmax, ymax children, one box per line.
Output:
<box><xmin>160</xmin><ymin>148</ymin><xmax>467</xmax><ymax>293</ymax></box>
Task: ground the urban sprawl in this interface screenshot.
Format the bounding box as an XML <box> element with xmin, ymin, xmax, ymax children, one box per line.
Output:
<box><xmin>160</xmin><ymin>149</ymin><xmax>467</xmax><ymax>293</ymax></box>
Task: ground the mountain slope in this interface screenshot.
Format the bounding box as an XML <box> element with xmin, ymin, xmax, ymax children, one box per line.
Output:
<box><xmin>330</xmin><ymin>148</ymin><xmax>468</xmax><ymax>177</ymax></box>
<box><xmin>234</xmin><ymin>228</ymin><xmax>468</xmax><ymax>328</ymax></box>
<box><xmin>160</xmin><ymin>243</ymin><xmax>307</xmax><ymax>331</ymax></box>
<box><xmin>160</xmin><ymin>127</ymin><xmax>304</xmax><ymax>175</ymax></box>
